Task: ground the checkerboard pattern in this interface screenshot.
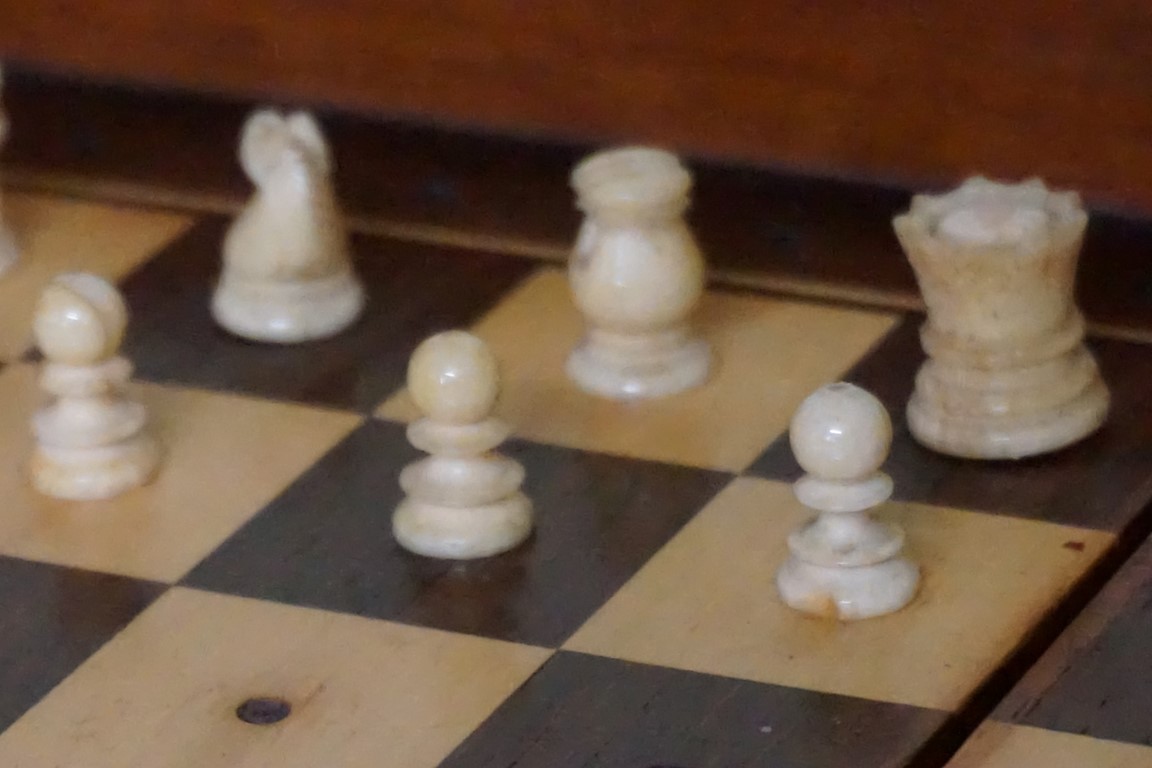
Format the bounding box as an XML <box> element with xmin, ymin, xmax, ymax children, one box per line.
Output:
<box><xmin>947</xmin><ymin>534</ymin><xmax>1152</xmax><ymax>767</ymax></box>
<box><xmin>1</xmin><ymin>192</ymin><xmax>1152</xmax><ymax>767</ymax></box>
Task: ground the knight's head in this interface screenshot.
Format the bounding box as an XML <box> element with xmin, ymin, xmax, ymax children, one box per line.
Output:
<box><xmin>238</xmin><ymin>108</ymin><xmax>332</xmax><ymax>188</ymax></box>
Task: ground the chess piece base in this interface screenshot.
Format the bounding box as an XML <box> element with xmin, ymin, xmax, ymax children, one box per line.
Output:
<box><xmin>393</xmin><ymin>492</ymin><xmax>533</xmax><ymax>559</ymax></box>
<box><xmin>566</xmin><ymin>332</ymin><xmax>710</xmax><ymax>400</ymax></box>
<box><xmin>212</xmin><ymin>269</ymin><xmax>365</xmax><ymax>344</ymax></box>
<box><xmin>776</xmin><ymin>555</ymin><xmax>920</xmax><ymax>621</ymax></box>
<box><xmin>908</xmin><ymin>373</ymin><xmax>1109</xmax><ymax>460</ymax></box>
<box><xmin>30</xmin><ymin>433</ymin><xmax>160</xmax><ymax>500</ymax></box>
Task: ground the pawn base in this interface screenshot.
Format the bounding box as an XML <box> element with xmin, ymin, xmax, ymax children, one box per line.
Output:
<box><xmin>908</xmin><ymin>373</ymin><xmax>1109</xmax><ymax>460</ymax></box>
<box><xmin>31</xmin><ymin>434</ymin><xmax>160</xmax><ymax>501</ymax></box>
<box><xmin>393</xmin><ymin>492</ymin><xmax>533</xmax><ymax>560</ymax></box>
<box><xmin>212</xmin><ymin>269</ymin><xmax>365</xmax><ymax>344</ymax></box>
<box><xmin>566</xmin><ymin>335</ymin><xmax>710</xmax><ymax>400</ymax></box>
<box><xmin>776</xmin><ymin>555</ymin><xmax>919</xmax><ymax>621</ymax></box>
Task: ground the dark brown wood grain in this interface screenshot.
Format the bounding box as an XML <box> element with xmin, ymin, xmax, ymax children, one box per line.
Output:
<box><xmin>118</xmin><ymin>217</ymin><xmax>536</xmax><ymax>412</ymax></box>
<box><xmin>0</xmin><ymin>556</ymin><xmax>164</xmax><ymax>732</ymax></box>
<box><xmin>750</xmin><ymin>316</ymin><xmax>1152</xmax><ymax>532</ymax></box>
<box><xmin>992</xmin><ymin>534</ymin><xmax>1152</xmax><ymax>747</ymax></box>
<box><xmin>3</xmin><ymin>3</ymin><xmax>1152</xmax><ymax>215</ymax></box>
<box><xmin>439</xmin><ymin>650</ymin><xmax>945</xmax><ymax>768</ymax></box>
<box><xmin>182</xmin><ymin>419</ymin><xmax>731</xmax><ymax>647</ymax></box>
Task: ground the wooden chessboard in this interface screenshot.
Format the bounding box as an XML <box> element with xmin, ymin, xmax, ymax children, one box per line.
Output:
<box><xmin>0</xmin><ymin>184</ymin><xmax>1151</xmax><ymax>767</ymax></box>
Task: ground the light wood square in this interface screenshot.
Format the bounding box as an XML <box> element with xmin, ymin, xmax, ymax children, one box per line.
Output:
<box><xmin>378</xmin><ymin>269</ymin><xmax>898</xmax><ymax>471</ymax></box>
<box><xmin>947</xmin><ymin>721</ymin><xmax>1152</xmax><ymax>768</ymax></box>
<box><xmin>565</xmin><ymin>476</ymin><xmax>1112</xmax><ymax>711</ymax></box>
<box><xmin>0</xmin><ymin>587</ymin><xmax>551</xmax><ymax>768</ymax></box>
<box><xmin>0</xmin><ymin>191</ymin><xmax>192</xmax><ymax>360</ymax></box>
<box><xmin>0</xmin><ymin>365</ymin><xmax>360</xmax><ymax>582</ymax></box>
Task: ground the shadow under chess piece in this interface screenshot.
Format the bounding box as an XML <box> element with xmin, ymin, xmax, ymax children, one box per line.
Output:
<box><xmin>894</xmin><ymin>177</ymin><xmax>1109</xmax><ymax>460</ymax></box>
<box><xmin>393</xmin><ymin>331</ymin><xmax>533</xmax><ymax>559</ymax></box>
<box><xmin>0</xmin><ymin>65</ymin><xmax>19</xmax><ymax>276</ymax></box>
<box><xmin>212</xmin><ymin>108</ymin><xmax>365</xmax><ymax>343</ymax></box>
<box><xmin>30</xmin><ymin>273</ymin><xmax>160</xmax><ymax>500</ymax></box>
<box><xmin>566</xmin><ymin>146</ymin><xmax>711</xmax><ymax>400</ymax></box>
<box><xmin>776</xmin><ymin>382</ymin><xmax>919</xmax><ymax>621</ymax></box>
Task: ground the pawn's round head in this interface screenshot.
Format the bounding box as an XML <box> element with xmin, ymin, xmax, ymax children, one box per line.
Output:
<box><xmin>789</xmin><ymin>382</ymin><xmax>892</xmax><ymax>481</ymax></box>
<box><xmin>33</xmin><ymin>273</ymin><xmax>128</xmax><ymax>366</ymax></box>
<box><xmin>407</xmin><ymin>331</ymin><xmax>500</xmax><ymax>425</ymax></box>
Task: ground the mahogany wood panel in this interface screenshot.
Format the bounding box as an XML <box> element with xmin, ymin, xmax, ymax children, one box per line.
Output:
<box><xmin>2</xmin><ymin>3</ymin><xmax>1152</xmax><ymax>214</ymax></box>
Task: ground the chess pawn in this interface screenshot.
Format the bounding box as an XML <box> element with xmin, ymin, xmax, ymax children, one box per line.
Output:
<box><xmin>894</xmin><ymin>177</ymin><xmax>1109</xmax><ymax>459</ymax></box>
<box><xmin>212</xmin><ymin>108</ymin><xmax>364</xmax><ymax>343</ymax></box>
<box><xmin>776</xmin><ymin>383</ymin><xmax>919</xmax><ymax>621</ymax></box>
<box><xmin>0</xmin><ymin>65</ymin><xmax>19</xmax><ymax>276</ymax></box>
<box><xmin>566</xmin><ymin>146</ymin><xmax>711</xmax><ymax>399</ymax></box>
<box><xmin>393</xmin><ymin>331</ymin><xmax>533</xmax><ymax>559</ymax></box>
<box><xmin>30</xmin><ymin>273</ymin><xmax>160</xmax><ymax>500</ymax></box>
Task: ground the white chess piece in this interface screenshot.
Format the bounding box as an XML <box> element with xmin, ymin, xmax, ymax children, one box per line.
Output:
<box><xmin>894</xmin><ymin>177</ymin><xmax>1109</xmax><ymax>459</ymax></box>
<box><xmin>0</xmin><ymin>64</ymin><xmax>20</xmax><ymax>276</ymax></box>
<box><xmin>212</xmin><ymin>108</ymin><xmax>364</xmax><ymax>343</ymax></box>
<box><xmin>566</xmin><ymin>146</ymin><xmax>711</xmax><ymax>399</ymax></box>
<box><xmin>393</xmin><ymin>330</ymin><xmax>533</xmax><ymax>559</ymax></box>
<box><xmin>30</xmin><ymin>273</ymin><xmax>160</xmax><ymax>500</ymax></box>
<box><xmin>776</xmin><ymin>382</ymin><xmax>919</xmax><ymax>621</ymax></box>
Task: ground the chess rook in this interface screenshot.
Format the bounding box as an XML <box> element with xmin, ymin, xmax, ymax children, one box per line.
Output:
<box><xmin>393</xmin><ymin>331</ymin><xmax>533</xmax><ymax>559</ymax></box>
<box><xmin>212</xmin><ymin>108</ymin><xmax>365</xmax><ymax>343</ymax></box>
<box><xmin>894</xmin><ymin>177</ymin><xmax>1109</xmax><ymax>460</ymax></box>
<box><xmin>566</xmin><ymin>146</ymin><xmax>711</xmax><ymax>400</ymax></box>
<box><xmin>0</xmin><ymin>65</ymin><xmax>19</xmax><ymax>276</ymax></box>
<box><xmin>30</xmin><ymin>273</ymin><xmax>160</xmax><ymax>500</ymax></box>
<box><xmin>776</xmin><ymin>383</ymin><xmax>919</xmax><ymax>621</ymax></box>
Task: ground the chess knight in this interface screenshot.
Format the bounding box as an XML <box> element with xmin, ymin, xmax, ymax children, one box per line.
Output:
<box><xmin>213</xmin><ymin>108</ymin><xmax>365</xmax><ymax>343</ymax></box>
<box><xmin>894</xmin><ymin>177</ymin><xmax>1110</xmax><ymax>460</ymax></box>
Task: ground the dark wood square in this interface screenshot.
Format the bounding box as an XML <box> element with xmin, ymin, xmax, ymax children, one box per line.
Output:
<box><xmin>118</xmin><ymin>217</ymin><xmax>535</xmax><ymax>412</ymax></box>
<box><xmin>439</xmin><ymin>650</ymin><xmax>945</xmax><ymax>768</ymax></box>
<box><xmin>994</xmin><ymin>534</ymin><xmax>1152</xmax><ymax>747</ymax></box>
<box><xmin>182</xmin><ymin>419</ymin><xmax>731</xmax><ymax>647</ymax></box>
<box><xmin>0</xmin><ymin>556</ymin><xmax>164</xmax><ymax>733</ymax></box>
<box><xmin>747</xmin><ymin>316</ymin><xmax>1152</xmax><ymax>531</ymax></box>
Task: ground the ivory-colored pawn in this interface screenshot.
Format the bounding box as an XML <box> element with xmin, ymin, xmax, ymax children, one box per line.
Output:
<box><xmin>393</xmin><ymin>331</ymin><xmax>533</xmax><ymax>559</ymax></box>
<box><xmin>566</xmin><ymin>146</ymin><xmax>711</xmax><ymax>400</ymax></box>
<box><xmin>30</xmin><ymin>273</ymin><xmax>160</xmax><ymax>500</ymax></box>
<box><xmin>212</xmin><ymin>108</ymin><xmax>364</xmax><ymax>343</ymax></box>
<box><xmin>776</xmin><ymin>383</ymin><xmax>919</xmax><ymax>621</ymax></box>
<box><xmin>0</xmin><ymin>65</ymin><xmax>19</xmax><ymax>276</ymax></box>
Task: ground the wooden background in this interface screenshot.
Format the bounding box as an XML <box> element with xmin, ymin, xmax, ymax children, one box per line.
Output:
<box><xmin>1</xmin><ymin>2</ymin><xmax>1152</xmax><ymax>215</ymax></box>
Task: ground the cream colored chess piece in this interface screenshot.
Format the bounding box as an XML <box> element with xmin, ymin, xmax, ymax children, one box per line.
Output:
<box><xmin>566</xmin><ymin>146</ymin><xmax>711</xmax><ymax>399</ymax></box>
<box><xmin>393</xmin><ymin>331</ymin><xmax>533</xmax><ymax>559</ymax></box>
<box><xmin>777</xmin><ymin>382</ymin><xmax>919</xmax><ymax>621</ymax></box>
<box><xmin>30</xmin><ymin>273</ymin><xmax>160</xmax><ymax>500</ymax></box>
<box><xmin>212</xmin><ymin>108</ymin><xmax>364</xmax><ymax>343</ymax></box>
<box><xmin>0</xmin><ymin>64</ymin><xmax>19</xmax><ymax>276</ymax></box>
<box><xmin>894</xmin><ymin>177</ymin><xmax>1109</xmax><ymax>460</ymax></box>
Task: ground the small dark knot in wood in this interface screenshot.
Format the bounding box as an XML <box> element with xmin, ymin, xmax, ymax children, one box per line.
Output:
<box><xmin>236</xmin><ymin>696</ymin><xmax>292</xmax><ymax>725</ymax></box>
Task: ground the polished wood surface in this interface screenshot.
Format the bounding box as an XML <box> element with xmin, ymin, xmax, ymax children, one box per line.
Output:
<box><xmin>2</xmin><ymin>4</ymin><xmax>1152</xmax><ymax>213</ymax></box>
<box><xmin>949</xmin><ymin>534</ymin><xmax>1152</xmax><ymax>765</ymax></box>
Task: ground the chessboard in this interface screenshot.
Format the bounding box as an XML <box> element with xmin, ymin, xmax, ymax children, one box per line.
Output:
<box><xmin>3</xmin><ymin>174</ymin><xmax>1152</xmax><ymax>767</ymax></box>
